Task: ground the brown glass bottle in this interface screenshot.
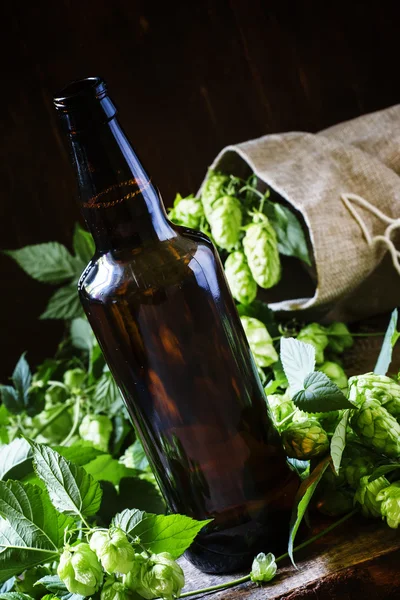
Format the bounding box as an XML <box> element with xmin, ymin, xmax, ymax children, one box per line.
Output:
<box><xmin>54</xmin><ymin>77</ymin><xmax>298</xmax><ymax>574</ymax></box>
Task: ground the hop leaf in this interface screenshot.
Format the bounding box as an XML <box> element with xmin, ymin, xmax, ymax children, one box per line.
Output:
<box><xmin>57</xmin><ymin>543</ymin><xmax>103</xmax><ymax>596</ymax></box>
<box><xmin>250</xmin><ymin>552</ymin><xmax>277</xmax><ymax>584</ymax></box>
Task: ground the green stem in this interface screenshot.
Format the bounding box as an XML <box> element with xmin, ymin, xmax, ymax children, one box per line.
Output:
<box><xmin>179</xmin><ymin>509</ymin><xmax>358</xmax><ymax>598</ymax></box>
<box><xmin>31</xmin><ymin>400</ymin><xmax>74</xmax><ymax>440</ymax></box>
<box><xmin>60</xmin><ymin>397</ymin><xmax>81</xmax><ymax>446</ymax></box>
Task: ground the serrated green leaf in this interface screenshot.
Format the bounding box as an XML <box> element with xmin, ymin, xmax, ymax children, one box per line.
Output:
<box><xmin>0</xmin><ymin>439</ymin><xmax>32</xmax><ymax>481</ymax></box>
<box><xmin>288</xmin><ymin>455</ymin><xmax>331</xmax><ymax>567</ymax></box>
<box><xmin>0</xmin><ymin>387</ymin><xmax>21</xmax><ymax>415</ymax></box>
<box><xmin>84</xmin><ymin>455</ymin><xmax>139</xmax><ymax>486</ymax></box>
<box><xmin>269</xmin><ymin>203</ymin><xmax>311</xmax><ymax>265</ymax></box>
<box><xmin>0</xmin><ymin>481</ymin><xmax>72</xmax><ymax>582</ymax></box>
<box><xmin>72</xmin><ymin>224</ymin><xmax>95</xmax><ymax>265</ymax></box>
<box><xmin>37</xmin><ymin>575</ymin><xmax>84</xmax><ymax>600</ymax></box>
<box><xmin>113</xmin><ymin>508</ymin><xmax>145</xmax><ymax>532</ymax></box>
<box><xmin>40</xmin><ymin>285</ymin><xmax>82</xmax><ymax>320</ymax></box>
<box><xmin>368</xmin><ymin>463</ymin><xmax>400</xmax><ymax>482</ymax></box>
<box><xmin>331</xmin><ymin>410</ymin><xmax>350</xmax><ymax>474</ymax></box>
<box><xmin>70</xmin><ymin>318</ymin><xmax>94</xmax><ymax>352</ymax></box>
<box><xmin>5</xmin><ymin>243</ymin><xmax>77</xmax><ymax>284</ymax></box>
<box><xmin>116</xmin><ymin>512</ymin><xmax>211</xmax><ymax>559</ymax></box>
<box><xmin>280</xmin><ymin>337</ymin><xmax>315</xmax><ymax>396</ymax></box>
<box><xmin>29</xmin><ymin>442</ymin><xmax>102</xmax><ymax>519</ymax></box>
<box><xmin>293</xmin><ymin>371</ymin><xmax>354</xmax><ymax>413</ymax></box>
<box><xmin>93</xmin><ymin>372</ymin><xmax>122</xmax><ymax>413</ymax></box>
<box><xmin>287</xmin><ymin>458</ymin><xmax>310</xmax><ymax>481</ymax></box>
<box><xmin>374</xmin><ymin>309</ymin><xmax>399</xmax><ymax>376</ymax></box>
<box><xmin>0</xmin><ymin>593</ymin><xmax>34</xmax><ymax>600</ymax></box>
<box><xmin>52</xmin><ymin>443</ymin><xmax>104</xmax><ymax>467</ymax></box>
<box><xmin>11</xmin><ymin>354</ymin><xmax>31</xmax><ymax>412</ymax></box>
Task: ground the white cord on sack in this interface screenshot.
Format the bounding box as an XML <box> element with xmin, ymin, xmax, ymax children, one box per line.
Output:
<box><xmin>341</xmin><ymin>192</ymin><xmax>400</xmax><ymax>276</ymax></box>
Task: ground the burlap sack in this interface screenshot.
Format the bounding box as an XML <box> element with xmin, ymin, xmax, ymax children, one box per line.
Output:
<box><xmin>205</xmin><ymin>104</ymin><xmax>400</xmax><ymax>323</ymax></box>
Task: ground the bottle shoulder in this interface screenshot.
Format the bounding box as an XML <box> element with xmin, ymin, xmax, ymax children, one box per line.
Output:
<box><xmin>78</xmin><ymin>230</ymin><xmax>219</xmax><ymax>301</ymax></box>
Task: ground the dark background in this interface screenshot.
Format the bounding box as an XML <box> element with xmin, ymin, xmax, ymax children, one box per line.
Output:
<box><xmin>1</xmin><ymin>0</ymin><xmax>400</xmax><ymax>379</ymax></box>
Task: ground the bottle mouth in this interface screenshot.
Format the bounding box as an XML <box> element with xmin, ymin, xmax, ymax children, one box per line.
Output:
<box><xmin>54</xmin><ymin>77</ymin><xmax>108</xmax><ymax>110</ymax></box>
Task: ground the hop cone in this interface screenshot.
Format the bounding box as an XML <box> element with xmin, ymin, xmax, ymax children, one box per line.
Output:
<box><xmin>354</xmin><ymin>475</ymin><xmax>390</xmax><ymax>518</ymax></box>
<box><xmin>250</xmin><ymin>552</ymin><xmax>277</xmax><ymax>583</ymax></box>
<box><xmin>281</xmin><ymin>419</ymin><xmax>329</xmax><ymax>460</ymax></box>
<box><xmin>327</xmin><ymin>322</ymin><xmax>353</xmax><ymax>353</ymax></box>
<box><xmin>297</xmin><ymin>323</ymin><xmax>329</xmax><ymax>365</ymax></box>
<box><xmin>136</xmin><ymin>552</ymin><xmax>185</xmax><ymax>600</ymax></box>
<box><xmin>348</xmin><ymin>373</ymin><xmax>400</xmax><ymax>418</ymax></box>
<box><xmin>241</xmin><ymin>316</ymin><xmax>278</xmax><ymax>368</ymax></box>
<box><xmin>79</xmin><ymin>414</ymin><xmax>113</xmax><ymax>452</ymax></box>
<box><xmin>224</xmin><ymin>251</ymin><xmax>257</xmax><ymax>305</ymax></box>
<box><xmin>340</xmin><ymin>442</ymin><xmax>378</xmax><ymax>489</ymax></box>
<box><xmin>267</xmin><ymin>392</ymin><xmax>296</xmax><ymax>431</ymax></box>
<box><xmin>90</xmin><ymin>528</ymin><xmax>135</xmax><ymax>574</ymax></box>
<box><xmin>350</xmin><ymin>397</ymin><xmax>400</xmax><ymax>457</ymax></box>
<box><xmin>201</xmin><ymin>170</ymin><xmax>229</xmax><ymax>220</ymax></box>
<box><xmin>243</xmin><ymin>213</ymin><xmax>281</xmax><ymax>289</ymax></box>
<box><xmin>376</xmin><ymin>481</ymin><xmax>400</xmax><ymax>528</ymax></box>
<box><xmin>58</xmin><ymin>543</ymin><xmax>103</xmax><ymax>596</ymax></box>
<box><xmin>209</xmin><ymin>195</ymin><xmax>242</xmax><ymax>251</ymax></box>
<box><xmin>168</xmin><ymin>194</ymin><xmax>204</xmax><ymax>230</ymax></box>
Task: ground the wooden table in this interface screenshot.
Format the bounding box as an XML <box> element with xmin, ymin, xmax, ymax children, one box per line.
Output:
<box><xmin>180</xmin><ymin>516</ymin><xmax>400</xmax><ymax>599</ymax></box>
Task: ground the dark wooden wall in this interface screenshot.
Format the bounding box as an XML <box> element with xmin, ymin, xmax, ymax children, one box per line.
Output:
<box><xmin>1</xmin><ymin>0</ymin><xmax>400</xmax><ymax>378</ymax></box>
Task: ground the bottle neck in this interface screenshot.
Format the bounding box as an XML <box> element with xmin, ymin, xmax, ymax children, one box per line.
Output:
<box><xmin>66</xmin><ymin>116</ymin><xmax>175</xmax><ymax>252</ymax></box>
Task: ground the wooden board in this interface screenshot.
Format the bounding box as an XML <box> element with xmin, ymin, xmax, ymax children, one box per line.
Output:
<box><xmin>180</xmin><ymin>516</ymin><xmax>400</xmax><ymax>598</ymax></box>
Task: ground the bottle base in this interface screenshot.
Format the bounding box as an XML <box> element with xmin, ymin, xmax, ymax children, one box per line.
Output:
<box><xmin>184</xmin><ymin>512</ymin><xmax>290</xmax><ymax>574</ymax></box>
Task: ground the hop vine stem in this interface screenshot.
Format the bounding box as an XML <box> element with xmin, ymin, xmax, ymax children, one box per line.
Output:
<box><xmin>179</xmin><ymin>509</ymin><xmax>358</xmax><ymax>598</ymax></box>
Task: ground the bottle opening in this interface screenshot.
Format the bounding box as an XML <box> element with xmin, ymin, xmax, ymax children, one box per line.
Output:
<box><xmin>54</xmin><ymin>77</ymin><xmax>107</xmax><ymax>110</ymax></box>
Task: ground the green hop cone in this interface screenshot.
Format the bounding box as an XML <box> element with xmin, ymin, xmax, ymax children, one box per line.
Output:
<box><xmin>354</xmin><ymin>475</ymin><xmax>390</xmax><ymax>518</ymax></box>
<box><xmin>101</xmin><ymin>576</ymin><xmax>134</xmax><ymax>600</ymax></box>
<box><xmin>348</xmin><ymin>372</ymin><xmax>400</xmax><ymax>417</ymax></box>
<box><xmin>350</xmin><ymin>397</ymin><xmax>400</xmax><ymax>457</ymax></box>
<box><xmin>136</xmin><ymin>552</ymin><xmax>185</xmax><ymax>600</ymax></box>
<box><xmin>267</xmin><ymin>392</ymin><xmax>296</xmax><ymax>431</ymax></box>
<box><xmin>224</xmin><ymin>251</ymin><xmax>257</xmax><ymax>305</ymax></box>
<box><xmin>168</xmin><ymin>194</ymin><xmax>204</xmax><ymax>230</ymax></box>
<box><xmin>342</xmin><ymin>454</ymin><xmax>377</xmax><ymax>489</ymax></box>
<box><xmin>58</xmin><ymin>543</ymin><xmax>103</xmax><ymax>596</ymax></box>
<box><xmin>297</xmin><ymin>323</ymin><xmax>329</xmax><ymax>365</ymax></box>
<box><xmin>201</xmin><ymin>170</ymin><xmax>230</xmax><ymax>220</ymax></box>
<box><xmin>317</xmin><ymin>361</ymin><xmax>348</xmax><ymax>391</ymax></box>
<box><xmin>32</xmin><ymin>404</ymin><xmax>73</xmax><ymax>445</ymax></box>
<box><xmin>90</xmin><ymin>527</ymin><xmax>135</xmax><ymax>575</ymax></box>
<box><xmin>326</xmin><ymin>322</ymin><xmax>353</xmax><ymax>353</ymax></box>
<box><xmin>242</xmin><ymin>212</ymin><xmax>281</xmax><ymax>289</ymax></box>
<box><xmin>123</xmin><ymin>552</ymin><xmax>148</xmax><ymax>592</ymax></box>
<box><xmin>282</xmin><ymin>419</ymin><xmax>329</xmax><ymax>460</ymax></box>
<box><xmin>240</xmin><ymin>316</ymin><xmax>278</xmax><ymax>368</ymax></box>
<box><xmin>250</xmin><ymin>552</ymin><xmax>277</xmax><ymax>584</ymax></box>
<box><xmin>376</xmin><ymin>481</ymin><xmax>400</xmax><ymax>528</ymax></box>
<box><xmin>209</xmin><ymin>195</ymin><xmax>242</xmax><ymax>251</ymax></box>
<box><xmin>63</xmin><ymin>368</ymin><xmax>86</xmax><ymax>391</ymax></box>
<box><xmin>79</xmin><ymin>414</ymin><xmax>113</xmax><ymax>452</ymax></box>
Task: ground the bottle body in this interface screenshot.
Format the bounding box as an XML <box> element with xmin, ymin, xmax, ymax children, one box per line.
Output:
<box><xmin>80</xmin><ymin>227</ymin><xmax>296</xmax><ymax>573</ymax></box>
<box><xmin>54</xmin><ymin>77</ymin><xmax>298</xmax><ymax>574</ymax></box>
